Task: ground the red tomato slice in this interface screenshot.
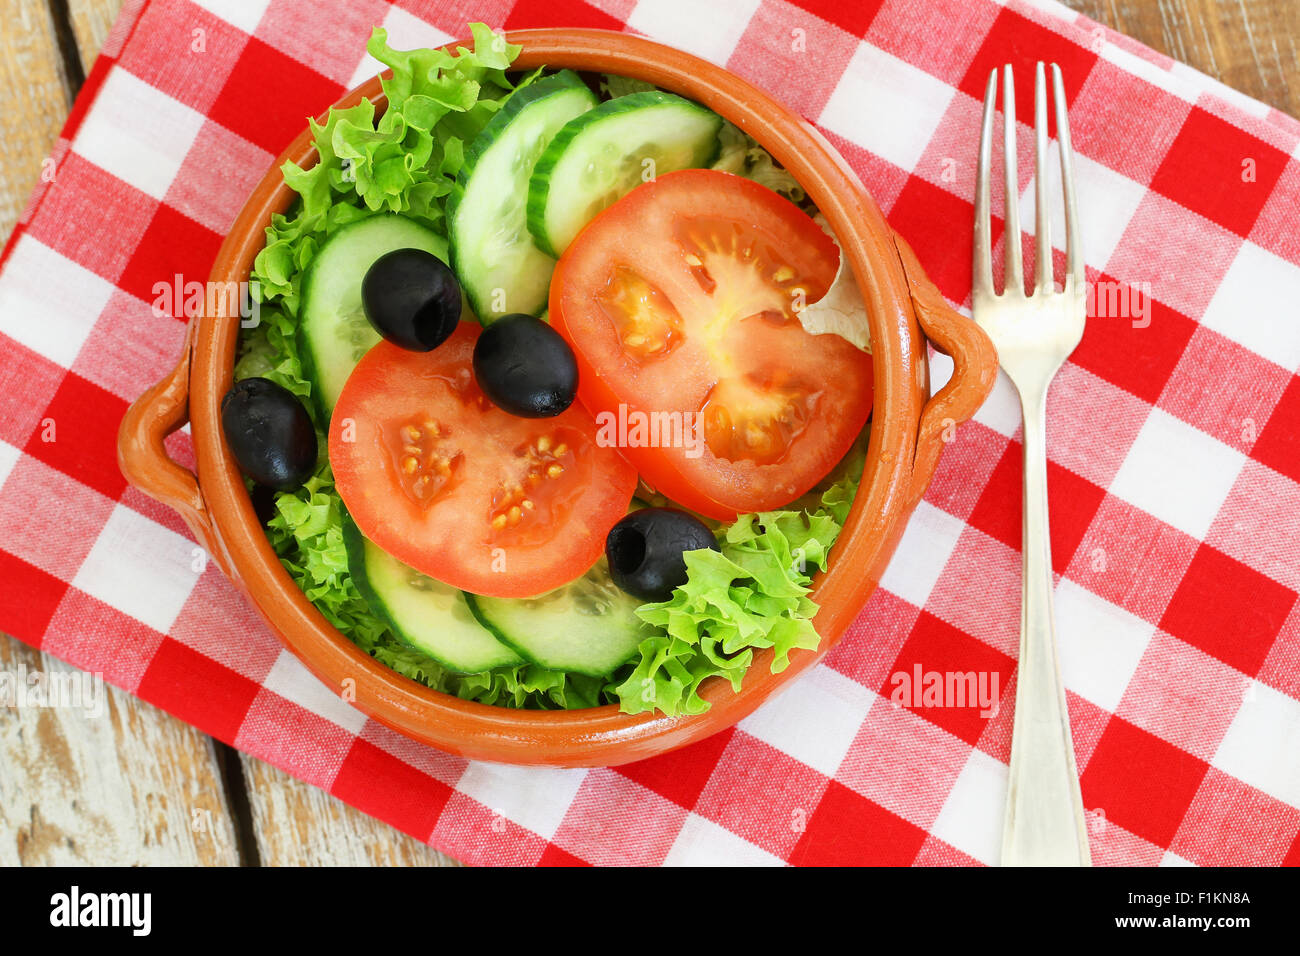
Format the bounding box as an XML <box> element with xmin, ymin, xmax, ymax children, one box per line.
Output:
<box><xmin>550</xmin><ymin>169</ymin><xmax>874</xmax><ymax>520</ymax></box>
<box><xmin>329</xmin><ymin>322</ymin><xmax>637</xmax><ymax>598</ymax></box>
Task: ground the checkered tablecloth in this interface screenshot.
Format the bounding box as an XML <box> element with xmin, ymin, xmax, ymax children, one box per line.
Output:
<box><xmin>2</xmin><ymin>0</ymin><xmax>1298</xmax><ymax>867</ymax></box>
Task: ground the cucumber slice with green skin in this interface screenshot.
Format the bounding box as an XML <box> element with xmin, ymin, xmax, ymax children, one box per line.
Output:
<box><xmin>526</xmin><ymin>92</ymin><xmax>723</xmax><ymax>257</ymax></box>
<box><xmin>342</xmin><ymin>515</ymin><xmax>523</xmax><ymax>674</ymax></box>
<box><xmin>298</xmin><ymin>214</ymin><xmax>448</xmax><ymax>421</ymax></box>
<box><xmin>466</xmin><ymin>558</ymin><xmax>648</xmax><ymax>676</ymax></box>
<box><xmin>448</xmin><ymin>71</ymin><xmax>597</xmax><ymax>324</ymax></box>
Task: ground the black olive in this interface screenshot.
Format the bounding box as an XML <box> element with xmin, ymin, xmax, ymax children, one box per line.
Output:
<box><xmin>605</xmin><ymin>508</ymin><xmax>719</xmax><ymax>602</ymax></box>
<box><xmin>361</xmin><ymin>248</ymin><xmax>462</xmax><ymax>351</ymax></box>
<box><xmin>472</xmin><ymin>313</ymin><xmax>578</xmax><ymax>418</ymax></box>
<box><xmin>220</xmin><ymin>378</ymin><xmax>317</xmax><ymax>491</ymax></box>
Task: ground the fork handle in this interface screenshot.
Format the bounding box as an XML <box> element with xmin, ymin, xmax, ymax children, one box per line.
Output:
<box><xmin>1001</xmin><ymin>387</ymin><xmax>1091</xmax><ymax>866</ymax></box>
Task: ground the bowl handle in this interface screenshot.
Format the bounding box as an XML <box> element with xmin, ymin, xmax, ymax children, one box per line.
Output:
<box><xmin>117</xmin><ymin>324</ymin><xmax>224</xmax><ymax>565</ymax></box>
<box><xmin>892</xmin><ymin>232</ymin><xmax>999</xmax><ymax>505</ymax></box>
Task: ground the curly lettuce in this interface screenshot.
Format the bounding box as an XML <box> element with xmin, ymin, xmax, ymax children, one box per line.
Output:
<box><xmin>711</xmin><ymin>120</ymin><xmax>806</xmax><ymax>204</ymax></box>
<box><xmin>599</xmin><ymin>72</ymin><xmax>657</xmax><ymax>99</ymax></box>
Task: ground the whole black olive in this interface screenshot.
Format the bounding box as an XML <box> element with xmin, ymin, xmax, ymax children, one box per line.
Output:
<box><xmin>221</xmin><ymin>377</ymin><xmax>317</xmax><ymax>491</ymax></box>
<box><xmin>361</xmin><ymin>248</ymin><xmax>462</xmax><ymax>351</ymax></box>
<box><xmin>605</xmin><ymin>507</ymin><xmax>719</xmax><ymax>602</ymax></box>
<box><xmin>472</xmin><ymin>313</ymin><xmax>578</xmax><ymax>418</ymax></box>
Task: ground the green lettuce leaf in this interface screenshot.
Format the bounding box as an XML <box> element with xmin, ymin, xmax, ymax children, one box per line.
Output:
<box><xmin>711</xmin><ymin>120</ymin><xmax>806</xmax><ymax>204</ymax></box>
<box><xmin>599</xmin><ymin>72</ymin><xmax>657</xmax><ymax>98</ymax></box>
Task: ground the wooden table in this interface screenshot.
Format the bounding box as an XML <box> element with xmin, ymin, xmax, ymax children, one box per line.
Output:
<box><xmin>1</xmin><ymin>0</ymin><xmax>1296</xmax><ymax>866</ymax></box>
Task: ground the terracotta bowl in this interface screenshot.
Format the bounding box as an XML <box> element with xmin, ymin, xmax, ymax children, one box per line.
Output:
<box><xmin>118</xmin><ymin>28</ymin><xmax>997</xmax><ymax>767</ymax></box>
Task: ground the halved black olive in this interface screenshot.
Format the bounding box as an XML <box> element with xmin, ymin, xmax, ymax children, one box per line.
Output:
<box><xmin>361</xmin><ymin>248</ymin><xmax>462</xmax><ymax>351</ymax></box>
<box><xmin>605</xmin><ymin>507</ymin><xmax>719</xmax><ymax>602</ymax></box>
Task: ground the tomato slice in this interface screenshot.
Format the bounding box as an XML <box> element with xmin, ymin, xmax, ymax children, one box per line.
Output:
<box><xmin>550</xmin><ymin>169</ymin><xmax>874</xmax><ymax>520</ymax></box>
<box><xmin>329</xmin><ymin>322</ymin><xmax>637</xmax><ymax>598</ymax></box>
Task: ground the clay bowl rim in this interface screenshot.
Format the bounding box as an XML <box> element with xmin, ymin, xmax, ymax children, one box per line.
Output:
<box><xmin>189</xmin><ymin>28</ymin><xmax>934</xmax><ymax>766</ymax></box>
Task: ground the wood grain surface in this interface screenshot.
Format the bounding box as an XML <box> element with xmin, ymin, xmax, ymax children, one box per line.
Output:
<box><xmin>0</xmin><ymin>0</ymin><xmax>1294</xmax><ymax>867</ymax></box>
<box><xmin>1065</xmin><ymin>0</ymin><xmax>1300</xmax><ymax>117</ymax></box>
<box><xmin>0</xmin><ymin>0</ymin><xmax>72</xmax><ymax>239</ymax></box>
<box><xmin>67</xmin><ymin>0</ymin><xmax>119</xmax><ymax>73</ymax></box>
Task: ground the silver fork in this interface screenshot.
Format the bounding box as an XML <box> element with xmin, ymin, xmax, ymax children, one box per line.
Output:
<box><xmin>974</xmin><ymin>62</ymin><xmax>1091</xmax><ymax>867</ymax></box>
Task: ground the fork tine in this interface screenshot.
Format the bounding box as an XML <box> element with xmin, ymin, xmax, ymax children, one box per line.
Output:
<box><xmin>1052</xmin><ymin>63</ymin><xmax>1083</xmax><ymax>291</ymax></box>
<box><xmin>973</xmin><ymin>68</ymin><xmax>997</xmax><ymax>299</ymax></box>
<box><xmin>1002</xmin><ymin>64</ymin><xmax>1023</xmax><ymax>296</ymax></box>
<box><xmin>1033</xmin><ymin>62</ymin><xmax>1052</xmax><ymax>293</ymax></box>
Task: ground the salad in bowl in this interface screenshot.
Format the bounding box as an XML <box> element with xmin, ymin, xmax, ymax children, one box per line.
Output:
<box><xmin>223</xmin><ymin>24</ymin><xmax>876</xmax><ymax>718</ymax></box>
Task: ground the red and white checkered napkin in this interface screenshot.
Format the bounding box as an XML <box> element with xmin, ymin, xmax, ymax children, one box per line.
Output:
<box><xmin>2</xmin><ymin>0</ymin><xmax>1298</xmax><ymax>866</ymax></box>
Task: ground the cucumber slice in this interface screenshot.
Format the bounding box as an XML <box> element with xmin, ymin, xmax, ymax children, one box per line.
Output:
<box><xmin>343</xmin><ymin>515</ymin><xmax>523</xmax><ymax>674</ymax></box>
<box><xmin>449</xmin><ymin>71</ymin><xmax>597</xmax><ymax>323</ymax></box>
<box><xmin>298</xmin><ymin>214</ymin><xmax>448</xmax><ymax>421</ymax></box>
<box><xmin>466</xmin><ymin>559</ymin><xmax>648</xmax><ymax>677</ymax></box>
<box><xmin>526</xmin><ymin>92</ymin><xmax>723</xmax><ymax>257</ymax></box>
